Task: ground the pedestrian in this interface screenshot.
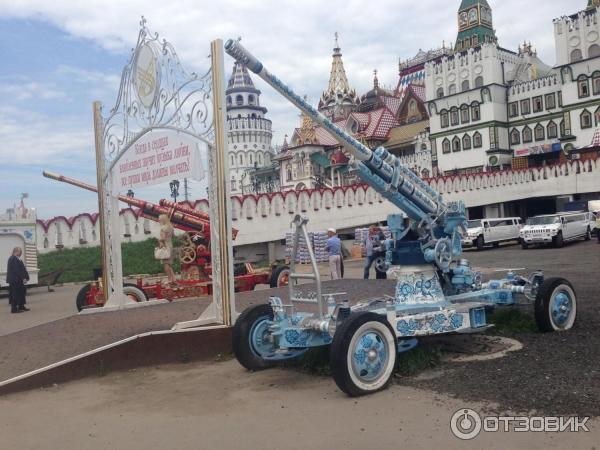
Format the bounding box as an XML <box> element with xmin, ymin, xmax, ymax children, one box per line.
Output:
<box><xmin>326</xmin><ymin>227</ymin><xmax>342</xmax><ymax>280</ymax></box>
<box><xmin>340</xmin><ymin>240</ymin><xmax>350</xmax><ymax>279</ymax></box>
<box><xmin>363</xmin><ymin>226</ymin><xmax>386</xmax><ymax>279</ymax></box>
<box><xmin>6</xmin><ymin>247</ymin><xmax>30</xmax><ymax>313</ymax></box>
<box><xmin>157</xmin><ymin>214</ymin><xmax>176</xmax><ymax>286</ymax></box>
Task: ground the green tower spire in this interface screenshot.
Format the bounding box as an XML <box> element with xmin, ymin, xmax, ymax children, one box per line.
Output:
<box><xmin>455</xmin><ymin>0</ymin><xmax>497</xmax><ymax>51</ymax></box>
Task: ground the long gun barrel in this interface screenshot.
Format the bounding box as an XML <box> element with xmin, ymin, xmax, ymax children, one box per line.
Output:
<box><xmin>224</xmin><ymin>39</ymin><xmax>444</xmax><ymax>223</ymax></box>
<box><xmin>42</xmin><ymin>171</ymin><xmax>238</xmax><ymax>239</ymax></box>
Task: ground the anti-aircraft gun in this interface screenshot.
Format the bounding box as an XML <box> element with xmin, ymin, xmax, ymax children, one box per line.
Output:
<box><xmin>225</xmin><ymin>39</ymin><xmax>578</xmax><ymax>397</ymax></box>
<box><xmin>43</xmin><ymin>171</ymin><xmax>290</xmax><ymax>310</ymax></box>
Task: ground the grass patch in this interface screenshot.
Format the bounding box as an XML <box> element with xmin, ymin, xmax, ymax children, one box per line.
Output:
<box><xmin>39</xmin><ymin>238</ymin><xmax>183</xmax><ymax>283</ymax></box>
<box><xmin>396</xmin><ymin>343</ymin><xmax>442</xmax><ymax>376</ymax></box>
<box><xmin>486</xmin><ymin>308</ymin><xmax>537</xmax><ymax>333</ymax></box>
<box><xmin>283</xmin><ymin>347</ymin><xmax>332</xmax><ymax>377</ymax></box>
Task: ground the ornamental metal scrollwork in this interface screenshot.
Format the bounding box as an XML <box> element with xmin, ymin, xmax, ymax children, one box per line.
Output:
<box><xmin>102</xmin><ymin>16</ymin><xmax>215</xmax><ymax>164</ymax></box>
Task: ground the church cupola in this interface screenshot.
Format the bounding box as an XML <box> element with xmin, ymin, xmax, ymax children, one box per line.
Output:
<box><xmin>455</xmin><ymin>0</ymin><xmax>497</xmax><ymax>52</ymax></box>
<box><xmin>226</xmin><ymin>61</ymin><xmax>267</xmax><ymax>115</ymax></box>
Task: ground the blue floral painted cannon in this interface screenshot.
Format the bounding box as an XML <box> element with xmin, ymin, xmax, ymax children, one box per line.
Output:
<box><xmin>225</xmin><ymin>40</ymin><xmax>577</xmax><ymax>397</ymax></box>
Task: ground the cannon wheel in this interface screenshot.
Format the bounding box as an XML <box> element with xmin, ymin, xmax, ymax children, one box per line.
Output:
<box><xmin>76</xmin><ymin>283</ymin><xmax>94</xmax><ymax>312</ymax></box>
<box><xmin>269</xmin><ymin>266</ymin><xmax>290</xmax><ymax>288</ymax></box>
<box><xmin>534</xmin><ymin>277</ymin><xmax>577</xmax><ymax>332</ymax></box>
<box><xmin>232</xmin><ymin>304</ymin><xmax>276</xmax><ymax>371</ymax></box>
<box><xmin>330</xmin><ymin>312</ymin><xmax>397</xmax><ymax>397</ymax></box>
<box><xmin>123</xmin><ymin>283</ymin><xmax>148</xmax><ymax>303</ymax></box>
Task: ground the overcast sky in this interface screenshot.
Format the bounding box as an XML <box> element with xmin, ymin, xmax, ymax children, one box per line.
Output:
<box><xmin>0</xmin><ymin>0</ymin><xmax>581</xmax><ymax>218</ymax></box>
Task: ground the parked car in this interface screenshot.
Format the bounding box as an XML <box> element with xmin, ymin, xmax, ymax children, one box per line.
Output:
<box><xmin>520</xmin><ymin>212</ymin><xmax>593</xmax><ymax>249</ymax></box>
<box><xmin>462</xmin><ymin>217</ymin><xmax>523</xmax><ymax>250</ymax></box>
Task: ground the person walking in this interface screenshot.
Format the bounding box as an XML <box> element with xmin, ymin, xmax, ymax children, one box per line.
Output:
<box><xmin>6</xmin><ymin>247</ymin><xmax>30</xmax><ymax>313</ymax></box>
<box><xmin>157</xmin><ymin>214</ymin><xmax>176</xmax><ymax>286</ymax></box>
<box><xmin>326</xmin><ymin>228</ymin><xmax>342</xmax><ymax>280</ymax></box>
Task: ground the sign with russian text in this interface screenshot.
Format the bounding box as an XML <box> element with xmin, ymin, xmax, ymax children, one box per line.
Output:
<box><xmin>514</xmin><ymin>142</ymin><xmax>561</xmax><ymax>157</ymax></box>
<box><xmin>113</xmin><ymin>129</ymin><xmax>204</xmax><ymax>192</ymax></box>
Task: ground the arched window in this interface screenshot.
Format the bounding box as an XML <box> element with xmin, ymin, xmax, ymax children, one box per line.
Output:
<box><xmin>473</xmin><ymin>131</ymin><xmax>482</xmax><ymax>148</ymax></box>
<box><xmin>248</xmin><ymin>94</ymin><xmax>255</xmax><ymax>105</ymax></box>
<box><xmin>522</xmin><ymin>126</ymin><xmax>532</xmax><ymax>143</ymax></box>
<box><xmin>239</xmin><ymin>154</ymin><xmax>244</xmax><ymax>165</ymax></box>
<box><xmin>286</xmin><ymin>165</ymin><xmax>292</xmax><ymax>181</ymax></box>
<box><xmin>257</xmin><ymin>153</ymin><xmax>262</xmax><ymax>165</ymax></box>
<box><xmin>461</xmin><ymin>80</ymin><xmax>470</xmax><ymax>92</ymax></box>
<box><xmin>249</xmin><ymin>154</ymin><xmax>253</xmax><ymax>165</ymax></box>
<box><xmin>471</xmin><ymin>102</ymin><xmax>481</xmax><ymax>121</ymax></box>
<box><xmin>510</xmin><ymin>128</ymin><xmax>521</xmax><ymax>145</ymax></box>
<box><xmin>448</xmin><ymin>84</ymin><xmax>456</xmax><ymax>95</ymax></box>
<box><xmin>460</xmin><ymin>105</ymin><xmax>470</xmax><ymax>123</ymax></box>
<box><xmin>452</xmin><ymin>136</ymin><xmax>461</xmax><ymax>152</ymax></box>
<box><xmin>560</xmin><ymin>120</ymin><xmax>565</xmax><ymax>137</ymax></box>
<box><xmin>590</xmin><ymin>44</ymin><xmax>600</xmax><ymax>58</ymax></box>
<box><xmin>581</xmin><ymin>109</ymin><xmax>593</xmax><ymax>129</ymax></box>
<box><xmin>593</xmin><ymin>72</ymin><xmax>600</xmax><ymax>95</ymax></box>
<box><xmin>547</xmin><ymin>121</ymin><xmax>558</xmax><ymax>139</ymax></box>
<box><xmin>436</xmin><ymin>87</ymin><xmax>444</xmax><ymax>98</ymax></box>
<box><xmin>235</xmin><ymin>95</ymin><xmax>243</xmax><ymax>106</ymax></box>
<box><xmin>440</xmin><ymin>110</ymin><xmax>449</xmax><ymax>128</ymax></box>
<box><xmin>474</xmin><ymin>76</ymin><xmax>484</xmax><ymax>88</ymax></box>
<box><xmin>231</xmin><ymin>177</ymin><xmax>236</xmax><ymax>190</ymax></box>
<box><xmin>442</xmin><ymin>138</ymin><xmax>451</xmax><ymax>154</ymax></box>
<box><xmin>570</xmin><ymin>49</ymin><xmax>583</xmax><ymax>63</ymax></box>
<box><xmin>578</xmin><ymin>75</ymin><xmax>590</xmax><ymax>98</ymax></box>
<box><xmin>43</xmin><ymin>237</ymin><xmax>49</xmax><ymax>249</ymax></box>
<box><xmin>226</xmin><ymin>96</ymin><xmax>232</xmax><ymax>105</ymax></box>
<box><xmin>462</xmin><ymin>134</ymin><xmax>472</xmax><ymax>150</ymax></box>
<box><xmin>534</xmin><ymin>123</ymin><xmax>545</xmax><ymax>141</ymax></box>
<box><xmin>230</xmin><ymin>155</ymin><xmax>235</xmax><ymax>166</ymax></box>
<box><xmin>450</xmin><ymin>107</ymin><xmax>459</xmax><ymax>126</ymax></box>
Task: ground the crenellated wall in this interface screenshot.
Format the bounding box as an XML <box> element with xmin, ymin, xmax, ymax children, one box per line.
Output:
<box><xmin>36</xmin><ymin>158</ymin><xmax>600</xmax><ymax>256</ymax></box>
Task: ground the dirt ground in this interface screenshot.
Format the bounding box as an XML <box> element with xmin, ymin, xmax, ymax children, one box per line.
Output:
<box><xmin>1</xmin><ymin>359</ymin><xmax>598</xmax><ymax>450</ymax></box>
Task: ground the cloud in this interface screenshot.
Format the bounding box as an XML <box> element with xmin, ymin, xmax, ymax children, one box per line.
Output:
<box><xmin>0</xmin><ymin>80</ymin><xmax>66</xmax><ymax>101</ymax></box>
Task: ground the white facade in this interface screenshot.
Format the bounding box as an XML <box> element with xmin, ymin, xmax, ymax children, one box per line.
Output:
<box><xmin>427</xmin><ymin>2</ymin><xmax>600</xmax><ymax>175</ymax></box>
<box><xmin>225</xmin><ymin>62</ymin><xmax>274</xmax><ymax>195</ymax></box>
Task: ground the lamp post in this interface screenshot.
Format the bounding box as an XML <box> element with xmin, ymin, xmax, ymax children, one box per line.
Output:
<box><xmin>126</xmin><ymin>189</ymin><xmax>134</xmax><ymax>198</ymax></box>
<box><xmin>169</xmin><ymin>179</ymin><xmax>180</xmax><ymax>203</ymax></box>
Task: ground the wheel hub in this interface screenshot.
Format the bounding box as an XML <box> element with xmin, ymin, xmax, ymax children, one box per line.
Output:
<box><xmin>352</xmin><ymin>331</ymin><xmax>388</xmax><ymax>382</ymax></box>
<box><xmin>551</xmin><ymin>292</ymin><xmax>572</xmax><ymax>327</ymax></box>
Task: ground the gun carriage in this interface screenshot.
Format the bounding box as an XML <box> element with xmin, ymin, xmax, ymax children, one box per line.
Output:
<box><xmin>225</xmin><ymin>40</ymin><xmax>578</xmax><ymax>397</ymax></box>
<box><xmin>43</xmin><ymin>171</ymin><xmax>290</xmax><ymax>311</ymax></box>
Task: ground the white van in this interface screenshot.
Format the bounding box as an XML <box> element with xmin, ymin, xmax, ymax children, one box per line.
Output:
<box><xmin>519</xmin><ymin>212</ymin><xmax>593</xmax><ymax>249</ymax></box>
<box><xmin>462</xmin><ymin>217</ymin><xmax>523</xmax><ymax>250</ymax></box>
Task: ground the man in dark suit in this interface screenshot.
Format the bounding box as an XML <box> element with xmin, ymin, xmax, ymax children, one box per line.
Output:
<box><xmin>6</xmin><ymin>247</ymin><xmax>30</xmax><ymax>313</ymax></box>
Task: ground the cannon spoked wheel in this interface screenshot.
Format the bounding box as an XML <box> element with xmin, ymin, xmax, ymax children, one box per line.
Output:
<box><xmin>180</xmin><ymin>246</ymin><xmax>197</xmax><ymax>265</ymax></box>
<box><xmin>330</xmin><ymin>312</ymin><xmax>397</xmax><ymax>397</ymax></box>
<box><xmin>76</xmin><ymin>283</ymin><xmax>147</xmax><ymax>311</ymax></box>
<box><xmin>269</xmin><ymin>266</ymin><xmax>290</xmax><ymax>288</ymax></box>
<box><xmin>534</xmin><ymin>277</ymin><xmax>577</xmax><ymax>332</ymax></box>
<box><xmin>434</xmin><ymin>238</ymin><xmax>453</xmax><ymax>271</ymax></box>
<box><xmin>373</xmin><ymin>256</ymin><xmax>387</xmax><ymax>275</ymax></box>
<box><xmin>232</xmin><ymin>304</ymin><xmax>276</xmax><ymax>371</ymax></box>
<box><xmin>76</xmin><ymin>284</ymin><xmax>93</xmax><ymax>311</ymax></box>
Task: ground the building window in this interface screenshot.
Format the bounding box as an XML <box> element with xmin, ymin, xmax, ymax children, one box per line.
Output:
<box><xmin>545</xmin><ymin>93</ymin><xmax>556</xmax><ymax>109</ymax></box>
<box><xmin>236</xmin><ymin>95</ymin><xmax>243</xmax><ymax>106</ymax></box>
<box><xmin>450</xmin><ymin>108</ymin><xmax>459</xmax><ymax>126</ymax></box>
<box><xmin>462</xmin><ymin>134</ymin><xmax>472</xmax><ymax>150</ymax></box>
<box><xmin>489</xmin><ymin>126</ymin><xmax>498</xmax><ymax>149</ymax></box>
<box><xmin>239</xmin><ymin>154</ymin><xmax>244</xmax><ymax>165</ymax></box>
<box><xmin>520</xmin><ymin>99</ymin><xmax>531</xmax><ymax>115</ymax></box>
<box><xmin>581</xmin><ymin>109</ymin><xmax>593</xmax><ymax>129</ymax></box>
<box><xmin>534</xmin><ymin>123</ymin><xmax>545</xmax><ymax>141</ymax></box>
<box><xmin>231</xmin><ymin>178</ymin><xmax>236</xmax><ymax>190</ymax></box>
<box><xmin>440</xmin><ymin>110</ymin><xmax>449</xmax><ymax>128</ymax></box>
<box><xmin>547</xmin><ymin>121</ymin><xmax>558</xmax><ymax>139</ymax></box>
<box><xmin>474</xmin><ymin>76</ymin><xmax>483</xmax><ymax>88</ymax></box>
<box><xmin>570</xmin><ymin>49</ymin><xmax>583</xmax><ymax>63</ymax></box>
<box><xmin>448</xmin><ymin>84</ymin><xmax>456</xmax><ymax>95</ymax></box>
<box><xmin>452</xmin><ymin>136</ymin><xmax>461</xmax><ymax>152</ymax></box>
<box><xmin>442</xmin><ymin>138</ymin><xmax>451</xmax><ymax>154</ymax></box>
<box><xmin>532</xmin><ymin>96</ymin><xmax>543</xmax><ymax>113</ymax></box>
<box><xmin>230</xmin><ymin>155</ymin><xmax>235</xmax><ymax>166</ymax></box>
<box><xmin>461</xmin><ymin>80</ymin><xmax>470</xmax><ymax>92</ymax></box>
<box><xmin>560</xmin><ymin>121</ymin><xmax>565</xmax><ymax>137</ymax></box>
<box><xmin>472</xmin><ymin>34</ymin><xmax>479</xmax><ymax>46</ymax></box>
<box><xmin>593</xmin><ymin>72</ymin><xmax>600</xmax><ymax>95</ymax></box>
<box><xmin>509</xmin><ymin>102</ymin><xmax>519</xmax><ymax>117</ymax></box>
<box><xmin>286</xmin><ymin>165</ymin><xmax>292</xmax><ymax>181</ymax></box>
<box><xmin>248</xmin><ymin>94</ymin><xmax>255</xmax><ymax>105</ymax></box>
<box><xmin>589</xmin><ymin>44</ymin><xmax>600</xmax><ymax>58</ymax></box>
<box><xmin>522</xmin><ymin>126</ymin><xmax>532</xmax><ymax>143</ymax></box>
<box><xmin>578</xmin><ymin>76</ymin><xmax>590</xmax><ymax>98</ymax></box>
<box><xmin>460</xmin><ymin>105</ymin><xmax>470</xmax><ymax>124</ymax></box>
<box><xmin>471</xmin><ymin>103</ymin><xmax>481</xmax><ymax>121</ymax></box>
<box><xmin>558</xmin><ymin>91</ymin><xmax>563</xmax><ymax>107</ymax></box>
<box><xmin>226</xmin><ymin>96</ymin><xmax>232</xmax><ymax>105</ymax></box>
<box><xmin>473</xmin><ymin>131</ymin><xmax>482</xmax><ymax>148</ymax></box>
<box><xmin>436</xmin><ymin>87</ymin><xmax>444</xmax><ymax>98</ymax></box>
<box><xmin>510</xmin><ymin>128</ymin><xmax>520</xmax><ymax>145</ymax></box>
